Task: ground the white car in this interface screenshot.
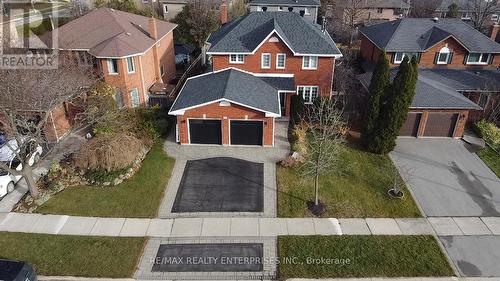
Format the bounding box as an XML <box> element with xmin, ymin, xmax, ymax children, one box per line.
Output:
<box><xmin>0</xmin><ymin>139</ymin><xmax>42</xmax><ymax>199</ymax></box>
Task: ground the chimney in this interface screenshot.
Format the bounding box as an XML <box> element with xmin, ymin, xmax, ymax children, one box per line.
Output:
<box><xmin>220</xmin><ymin>0</ymin><xmax>228</xmax><ymax>25</ymax></box>
<box><xmin>148</xmin><ymin>17</ymin><xmax>158</xmax><ymax>40</ymax></box>
<box><xmin>490</xmin><ymin>24</ymin><xmax>499</xmax><ymax>41</ymax></box>
<box><xmin>299</xmin><ymin>10</ymin><xmax>305</xmax><ymax>17</ymax></box>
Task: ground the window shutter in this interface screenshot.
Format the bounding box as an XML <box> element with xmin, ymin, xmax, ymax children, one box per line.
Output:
<box><xmin>391</xmin><ymin>53</ymin><xmax>395</xmax><ymax>64</ymax></box>
<box><xmin>448</xmin><ymin>52</ymin><xmax>454</xmax><ymax>64</ymax></box>
<box><xmin>463</xmin><ymin>54</ymin><xmax>469</xmax><ymax>65</ymax></box>
<box><xmin>417</xmin><ymin>53</ymin><xmax>422</xmax><ymax>63</ymax></box>
<box><xmin>487</xmin><ymin>54</ymin><xmax>494</xmax><ymax>64</ymax></box>
<box><xmin>434</xmin><ymin>52</ymin><xmax>439</xmax><ymax>64</ymax></box>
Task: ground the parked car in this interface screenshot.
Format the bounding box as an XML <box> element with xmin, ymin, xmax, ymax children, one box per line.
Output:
<box><xmin>0</xmin><ymin>259</ymin><xmax>37</xmax><ymax>281</ymax></box>
<box><xmin>0</xmin><ymin>139</ymin><xmax>42</xmax><ymax>199</ymax></box>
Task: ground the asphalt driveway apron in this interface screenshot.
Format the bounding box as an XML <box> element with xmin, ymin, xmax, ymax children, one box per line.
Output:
<box><xmin>172</xmin><ymin>157</ymin><xmax>264</xmax><ymax>213</ymax></box>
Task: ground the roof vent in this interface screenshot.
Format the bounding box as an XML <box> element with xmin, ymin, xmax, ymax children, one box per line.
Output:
<box><xmin>433</xmin><ymin>17</ymin><xmax>439</xmax><ymax>22</ymax></box>
<box><xmin>126</xmin><ymin>32</ymin><xmax>132</xmax><ymax>36</ymax></box>
<box><xmin>110</xmin><ymin>8</ymin><xmax>115</xmax><ymax>12</ymax></box>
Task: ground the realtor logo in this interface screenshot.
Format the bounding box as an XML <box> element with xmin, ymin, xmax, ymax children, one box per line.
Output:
<box><xmin>0</xmin><ymin>0</ymin><xmax>59</xmax><ymax>69</ymax></box>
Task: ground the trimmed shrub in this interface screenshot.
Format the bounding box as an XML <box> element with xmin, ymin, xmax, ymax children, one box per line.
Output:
<box><xmin>291</xmin><ymin>94</ymin><xmax>304</xmax><ymax>123</ymax></box>
<box><xmin>476</xmin><ymin>120</ymin><xmax>500</xmax><ymax>151</ymax></box>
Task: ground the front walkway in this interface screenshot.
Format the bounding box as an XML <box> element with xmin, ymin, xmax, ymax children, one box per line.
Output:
<box><xmin>2</xmin><ymin>212</ymin><xmax>500</xmax><ymax>237</ymax></box>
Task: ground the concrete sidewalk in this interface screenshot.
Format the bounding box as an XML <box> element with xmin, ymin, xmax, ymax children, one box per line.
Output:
<box><xmin>1</xmin><ymin>213</ymin><xmax>500</xmax><ymax>237</ymax></box>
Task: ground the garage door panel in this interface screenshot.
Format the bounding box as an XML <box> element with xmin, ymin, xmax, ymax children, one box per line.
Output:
<box><xmin>400</xmin><ymin>113</ymin><xmax>421</xmax><ymax>136</ymax></box>
<box><xmin>423</xmin><ymin>113</ymin><xmax>458</xmax><ymax>137</ymax></box>
<box><xmin>230</xmin><ymin>121</ymin><xmax>263</xmax><ymax>146</ymax></box>
<box><xmin>189</xmin><ymin>119</ymin><xmax>222</xmax><ymax>144</ymax></box>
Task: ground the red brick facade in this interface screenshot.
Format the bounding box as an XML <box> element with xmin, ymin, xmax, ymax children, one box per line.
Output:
<box><xmin>176</xmin><ymin>102</ymin><xmax>274</xmax><ymax>146</ymax></box>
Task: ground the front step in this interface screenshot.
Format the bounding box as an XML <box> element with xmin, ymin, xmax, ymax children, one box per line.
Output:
<box><xmin>134</xmin><ymin>237</ymin><xmax>277</xmax><ymax>280</ymax></box>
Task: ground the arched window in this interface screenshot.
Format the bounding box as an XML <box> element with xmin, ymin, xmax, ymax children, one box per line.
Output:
<box><xmin>436</xmin><ymin>46</ymin><xmax>452</xmax><ymax>64</ymax></box>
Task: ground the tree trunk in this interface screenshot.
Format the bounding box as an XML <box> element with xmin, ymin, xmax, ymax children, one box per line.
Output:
<box><xmin>314</xmin><ymin>173</ymin><xmax>319</xmax><ymax>205</ymax></box>
<box><xmin>22</xmin><ymin>165</ymin><xmax>39</xmax><ymax>198</ymax></box>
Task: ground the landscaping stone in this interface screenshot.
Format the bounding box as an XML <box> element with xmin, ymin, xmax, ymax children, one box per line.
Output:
<box><xmin>90</xmin><ymin>218</ymin><xmax>125</xmax><ymax>236</ymax></box>
<box><xmin>259</xmin><ymin>218</ymin><xmax>288</xmax><ymax>236</ymax></box>
<box><xmin>170</xmin><ymin>218</ymin><xmax>202</xmax><ymax>237</ymax></box>
<box><xmin>365</xmin><ymin>218</ymin><xmax>402</xmax><ymax>235</ymax></box>
<box><xmin>453</xmin><ymin>217</ymin><xmax>492</xmax><ymax>235</ymax></box>
<box><xmin>428</xmin><ymin>217</ymin><xmax>463</xmax><ymax>236</ymax></box>
<box><xmin>120</xmin><ymin>218</ymin><xmax>151</xmax><ymax>237</ymax></box>
<box><xmin>31</xmin><ymin>214</ymin><xmax>69</xmax><ymax>234</ymax></box>
<box><xmin>58</xmin><ymin>216</ymin><xmax>97</xmax><ymax>235</ymax></box>
<box><xmin>201</xmin><ymin>218</ymin><xmax>231</xmax><ymax>236</ymax></box>
<box><xmin>230</xmin><ymin>218</ymin><xmax>259</xmax><ymax>236</ymax></box>
<box><xmin>339</xmin><ymin>218</ymin><xmax>371</xmax><ymax>235</ymax></box>
<box><xmin>312</xmin><ymin>218</ymin><xmax>342</xmax><ymax>235</ymax></box>
<box><xmin>481</xmin><ymin>217</ymin><xmax>500</xmax><ymax>235</ymax></box>
<box><xmin>146</xmin><ymin>219</ymin><xmax>173</xmax><ymax>237</ymax></box>
<box><xmin>396</xmin><ymin>218</ymin><xmax>434</xmax><ymax>235</ymax></box>
<box><xmin>286</xmin><ymin>218</ymin><xmax>315</xmax><ymax>235</ymax></box>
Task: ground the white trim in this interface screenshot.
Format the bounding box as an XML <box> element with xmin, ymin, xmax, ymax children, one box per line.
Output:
<box><xmin>169</xmin><ymin>98</ymin><xmax>280</xmax><ymax>117</ymax></box>
<box><xmin>272</xmin><ymin>117</ymin><xmax>275</xmax><ymax>147</ymax></box>
<box><xmin>139</xmin><ymin>56</ymin><xmax>146</xmax><ymax>101</ymax></box>
<box><xmin>228</xmin><ymin>119</ymin><xmax>265</xmax><ymax>146</ymax></box>
<box><xmin>229</xmin><ymin>54</ymin><xmax>245</xmax><ymax>64</ymax></box>
<box><xmin>107</xmin><ymin>58</ymin><xmax>118</xmax><ymax>75</ymax></box>
<box><xmin>126</xmin><ymin>57</ymin><xmax>135</xmax><ymax>73</ymax></box>
<box><xmin>302</xmin><ymin>56</ymin><xmax>318</xmax><ymax>70</ymax></box>
<box><xmin>276</xmin><ymin>53</ymin><xmax>286</xmax><ymax>69</ymax></box>
<box><xmin>297</xmin><ymin>85</ymin><xmax>319</xmax><ymax>104</ymax></box>
<box><xmin>261</xmin><ymin>53</ymin><xmax>271</xmax><ymax>69</ymax></box>
<box><xmin>466</xmin><ymin>53</ymin><xmax>491</xmax><ymax>65</ymax></box>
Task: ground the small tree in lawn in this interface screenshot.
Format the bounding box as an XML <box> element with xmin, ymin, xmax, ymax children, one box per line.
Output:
<box><xmin>369</xmin><ymin>56</ymin><xmax>418</xmax><ymax>154</ymax></box>
<box><xmin>301</xmin><ymin>97</ymin><xmax>346</xmax><ymax>216</ymax></box>
<box><xmin>361</xmin><ymin>51</ymin><xmax>390</xmax><ymax>147</ymax></box>
<box><xmin>0</xmin><ymin>62</ymin><xmax>95</xmax><ymax>198</ymax></box>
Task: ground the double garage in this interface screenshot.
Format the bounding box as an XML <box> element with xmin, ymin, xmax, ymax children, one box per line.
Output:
<box><xmin>400</xmin><ymin>111</ymin><xmax>466</xmax><ymax>138</ymax></box>
<box><xmin>188</xmin><ymin>119</ymin><xmax>264</xmax><ymax>146</ymax></box>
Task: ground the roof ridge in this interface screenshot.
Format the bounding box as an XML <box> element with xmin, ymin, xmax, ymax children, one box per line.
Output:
<box><xmin>103</xmin><ymin>8</ymin><xmax>128</xmax><ymax>36</ymax></box>
<box><xmin>418</xmin><ymin>73</ymin><xmax>479</xmax><ymax>107</ymax></box>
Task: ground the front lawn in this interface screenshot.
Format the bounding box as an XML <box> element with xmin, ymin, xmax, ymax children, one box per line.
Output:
<box><xmin>278</xmin><ymin>145</ymin><xmax>421</xmax><ymax>217</ymax></box>
<box><xmin>278</xmin><ymin>236</ymin><xmax>453</xmax><ymax>279</ymax></box>
<box><xmin>36</xmin><ymin>140</ymin><xmax>175</xmax><ymax>217</ymax></box>
<box><xmin>0</xmin><ymin>232</ymin><xmax>145</xmax><ymax>278</ymax></box>
<box><xmin>477</xmin><ymin>146</ymin><xmax>500</xmax><ymax>177</ymax></box>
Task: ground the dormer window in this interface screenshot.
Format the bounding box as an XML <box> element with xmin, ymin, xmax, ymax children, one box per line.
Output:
<box><xmin>466</xmin><ymin>53</ymin><xmax>491</xmax><ymax>65</ymax></box>
<box><xmin>229</xmin><ymin>54</ymin><xmax>245</xmax><ymax>64</ymax></box>
<box><xmin>436</xmin><ymin>46</ymin><xmax>452</xmax><ymax>64</ymax></box>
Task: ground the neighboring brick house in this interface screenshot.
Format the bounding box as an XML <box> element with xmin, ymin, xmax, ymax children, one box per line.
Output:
<box><xmin>48</xmin><ymin>8</ymin><xmax>177</xmax><ymax>108</ymax></box>
<box><xmin>326</xmin><ymin>0</ymin><xmax>410</xmax><ymax>25</ymax></box>
<box><xmin>249</xmin><ymin>0</ymin><xmax>321</xmax><ymax>23</ymax></box>
<box><xmin>170</xmin><ymin>11</ymin><xmax>342</xmax><ymax>146</ymax></box>
<box><xmin>435</xmin><ymin>0</ymin><xmax>500</xmax><ymax>27</ymax></box>
<box><xmin>358</xmin><ymin>18</ymin><xmax>500</xmax><ymax>138</ymax></box>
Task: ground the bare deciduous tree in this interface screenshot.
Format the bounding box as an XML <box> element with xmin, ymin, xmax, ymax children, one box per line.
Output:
<box><xmin>468</xmin><ymin>0</ymin><xmax>500</xmax><ymax>32</ymax></box>
<box><xmin>68</xmin><ymin>0</ymin><xmax>91</xmax><ymax>18</ymax></box>
<box><xmin>323</xmin><ymin>0</ymin><xmax>364</xmax><ymax>46</ymax></box>
<box><xmin>187</xmin><ymin>0</ymin><xmax>219</xmax><ymax>48</ymax></box>
<box><xmin>409</xmin><ymin>0</ymin><xmax>441</xmax><ymax>18</ymax></box>
<box><xmin>0</xmin><ymin>61</ymin><xmax>95</xmax><ymax>198</ymax></box>
<box><xmin>301</xmin><ymin>98</ymin><xmax>346</xmax><ymax>214</ymax></box>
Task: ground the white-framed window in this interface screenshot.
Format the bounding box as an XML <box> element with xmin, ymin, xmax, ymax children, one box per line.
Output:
<box><xmin>461</xmin><ymin>12</ymin><xmax>471</xmax><ymax>19</ymax></box>
<box><xmin>114</xmin><ymin>88</ymin><xmax>124</xmax><ymax>108</ymax></box>
<box><xmin>304</xmin><ymin>7</ymin><xmax>311</xmax><ymax>15</ymax></box>
<box><xmin>478</xmin><ymin>93</ymin><xmax>490</xmax><ymax>109</ymax></box>
<box><xmin>261</xmin><ymin>53</ymin><xmax>271</xmax><ymax>69</ymax></box>
<box><xmin>276</xmin><ymin>53</ymin><xmax>286</xmax><ymax>69</ymax></box>
<box><xmin>436</xmin><ymin>46</ymin><xmax>451</xmax><ymax>64</ymax></box>
<box><xmin>393</xmin><ymin>52</ymin><xmax>419</xmax><ymax>64</ymax></box>
<box><xmin>126</xmin><ymin>57</ymin><xmax>135</xmax><ymax>73</ymax></box>
<box><xmin>278</xmin><ymin>6</ymin><xmax>284</xmax><ymax>11</ymax></box>
<box><xmin>298</xmin><ymin>86</ymin><xmax>319</xmax><ymax>104</ymax></box>
<box><xmin>491</xmin><ymin>14</ymin><xmax>499</xmax><ymax>22</ymax></box>
<box><xmin>229</xmin><ymin>54</ymin><xmax>245</xmax><ymax>64</ymax></box>
<box><xmin>164</xmin><ymin>4</ymin><xmax>168</xmax><ymax>13</ymax></box>
<box><xmin>130</xmin><ymin>88</ymin><xmax>140</xmax><ymax>108</ymax></box>
<box><xmin>256</xmin><ymin>5</ymin><xmax>262</xmax><ymax>11</ymax></box>
<box><xmin>302</xmin><ymin>56</ymin><xmax>318</xmax><ymax>69</ymax></box>
<box><xmin>377</xmin><ymin>8</ymin><xmax>383</xmax><ymax>13</ymax></box>
<box><xmin>466</xmin><ymin>53</ymin><xmax>491</xmax><ymax>65</ymax></box>
<box><xmin>107</xmin><ymin>59</ymin><xmax>118</xmax><ymax>74</ymax></box>
<box><xmin>160</xmin><ymin>65</ymin><xmax>165</xmax><ymax>76</ymax></box>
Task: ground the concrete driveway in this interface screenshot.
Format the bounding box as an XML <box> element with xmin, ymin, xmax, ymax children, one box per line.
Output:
<box><xmin>391</xmin><ymin>138</ymin><xmax>500</xmax><ymax>217</ymax></box>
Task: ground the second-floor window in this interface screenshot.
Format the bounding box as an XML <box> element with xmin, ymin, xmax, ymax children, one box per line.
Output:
<box><xmin>229</xmin><ymin>54</ymin><xmax>245</xmax><ymax>64</ymax></box>
<box><xmin>276</xmin><ymin>53</ymin><xmax>286</xmax><ymax>69</ymax></box>
<box><xmin>126</xmin><ymin>57</ymin><xmax>135</xmax><ymax>73</ymax></box>
<box><xmin>261</xmin><ymin>53</ymin><xmax>271</xmax><ymax>69</ymax></box>
<box><xmin>302</xmin><ymin>56</ymin><xmax>318</xmax><ymax>69</ymax></box>
<box><xmin>298</xmin><ymin>86</ymin><xmax>319</xmax><ymax>104</ymax></box>
<box><xmin>107</xmin><ymin>59</ymin><xmax>118</xmax><ymax>74</ymax></box>
<box><xmin>466</xmin><ymin>53</ymin><xmax>491</xmax><ymax>65</ymax></box>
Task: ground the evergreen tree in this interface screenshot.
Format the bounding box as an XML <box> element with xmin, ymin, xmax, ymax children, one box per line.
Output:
<box><xmin>368</xmin><ymin>56</ymin><xmax>418</xmax><ymax>154</ymax></box>
<box><xmin>361</xmin><ymin>51</ymin><xmax>390</xmax><ymax>146</ymax></box>
<box><xmin>447</xmin><ymin>3</ymin><xmax>459</xmax><ymax>18</ymax></box>
<box><xmin>171</xmin><ymin>4</ymin><xmax>197</xmax><ymax>46</ymax></box>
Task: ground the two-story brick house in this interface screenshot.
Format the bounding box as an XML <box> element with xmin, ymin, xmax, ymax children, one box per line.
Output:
<box><xmin>169</xmin><ymin>11</ymin><xmax>342</xmax><ymax>146</ymax></box>
<box><xmin>249</xmin><ymin>0</ymin><xmax>321</xmax><ymax>23</ymax></box>
<box><xmin>358</xmin><ymin>18</ymin><xmax>500</xmax><ymax>138</ymax></box>
<box><xmin>49</xmin><ymin>8</ymin><xmax>177</xmax><ymax>108</ymax></box>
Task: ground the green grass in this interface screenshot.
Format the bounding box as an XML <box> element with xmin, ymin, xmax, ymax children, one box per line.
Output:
<box><xmin>278</xmin><ymin>145</ymin><xmax>421</xmax><ymax>218</ymax></box>
<box><xmin>278</xmin><ymin>236</ymin><xmax>453</xmax><ymax>279</ymax></box>
<box><xmin>36</xmin><ymin>140</ymin><xmax>175</xmax><ymax>217</ymax></box>
<box><xmin>0</xmin><ymin>232</ymin><xmax>145</xmax><ymax>278</ymax></box>
<box><xmin>477</xmin><ymin>146</ymin><xmax>500</xmax><ymax>178</ymax></box>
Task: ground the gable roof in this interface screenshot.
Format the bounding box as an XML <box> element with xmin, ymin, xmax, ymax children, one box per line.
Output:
<box><xmin>249</xmin><ymin>0</ymin><xmax>321</xmax><ymax>6</ymax></box>
<box><xmin>48</xmin><ymin>8</ymin><xmax>177</xmax><ymax>58</ymax></box>
<box><xmin>359</xmin><ymin>18</ymin><xmax>500</xmax><ymax>53</ymax></box>
<box><xmin>436</xmin><ymin>0</ymin><xmax>500</xmax><ymax>12</ymax></box>
<box><xmin>207</xmin><ymin>12</ymin><xmax>342</xmax><ymax>56</ymax></box>
<box><xmin>169</xmin><ymin>68</ymin><xmax>294</xmax><ymax>116</ymax></box>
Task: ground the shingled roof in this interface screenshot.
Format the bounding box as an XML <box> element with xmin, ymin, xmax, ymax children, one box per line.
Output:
<box><xmin>249</xmin><ymin>0</ymin><xmax>321</xmax><ymax>6</ymax></box>
<box><xmin>49</xmin><ymin>8</ymin><xmax>177</xmax><ymax>58</ymax></box>
<box><xmin>169</xmin><ymin>68</ymin><xmax>295</xmax><ymax>116</ymax></box>
<box><xmin>359</xmin><ymin>18</ymin><xmax>500</xmax><ymax>53</ymax></box>
<box><xmin>207</xmin><ymin>12</ymin><xmax>342</xmax><ymax>56</ymax></box>
<box><xmin>337</xmin><ymin>0</ymin><xmax>409</xmax><ymax>9</ymax></box>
